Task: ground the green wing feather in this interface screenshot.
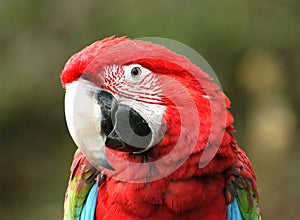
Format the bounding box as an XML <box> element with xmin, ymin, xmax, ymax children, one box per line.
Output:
<box><xmin>225</xmin><ymin>145</ymin><xmax>262</xmax><ymax>220</ymax></box>
<box><xmin>63</xmin><ymin>149</ymin><xmax>99</xmax><ymax>220</ymax></box>
<box><xmin>236</xmin><ymin>187</ymin><xmax>261</xmax><ymax>220</ymax></box>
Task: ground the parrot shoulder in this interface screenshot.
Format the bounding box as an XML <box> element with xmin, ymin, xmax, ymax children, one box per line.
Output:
<box><xmin>63</xmin><ymin>149</ymin><xmax>99</xmax><ymax>220</ymax></box>
<box><xmin>224</xmin><ymin>146</ymin><xmax>262</xmax><ymax>220</ymax></box>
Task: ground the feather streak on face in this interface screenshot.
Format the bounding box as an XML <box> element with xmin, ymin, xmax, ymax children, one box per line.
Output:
<box><xmin>102</xmin><ymin>64</ymin><xmax>164</xmax><ymax>105</ymax></box>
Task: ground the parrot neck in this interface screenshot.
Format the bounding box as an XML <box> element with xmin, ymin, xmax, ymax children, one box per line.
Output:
<box><xmin>97</xmin><ymin>137</ymin><xmax>236</xmax><ymax>219</ymax></box>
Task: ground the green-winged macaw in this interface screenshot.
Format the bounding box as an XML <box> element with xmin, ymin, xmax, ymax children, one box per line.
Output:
<box><xmin>61</xmin><ymin>36</ymin><xmax>261</xmax><ymax>220</ymax></box>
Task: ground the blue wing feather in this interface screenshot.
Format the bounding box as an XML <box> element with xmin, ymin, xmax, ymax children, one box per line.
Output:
<box><xmin>227</xmin><ymin>198</ymin><xmax>244</xmax><ymax>220</ymax></box>
<box><xmin>80</xmin><ymin>183</ymin><xmax>98</xmax><ymax>220</ymax></box>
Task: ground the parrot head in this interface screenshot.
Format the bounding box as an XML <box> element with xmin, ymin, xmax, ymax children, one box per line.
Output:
<box><xmin>61</xmin><ymin>36</ymin><xmax>231</xmax><ymax>179</ymax></box>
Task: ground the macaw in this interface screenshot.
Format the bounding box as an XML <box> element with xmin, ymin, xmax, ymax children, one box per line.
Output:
<box><xmin>61</xmin><ymin>36</ymin><xmax>261</xmax><ymax>220</ymax></box>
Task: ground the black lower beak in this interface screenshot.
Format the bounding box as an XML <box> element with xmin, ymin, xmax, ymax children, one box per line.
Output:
<box><xmin>97</xmin><ymin>91</ymin><xmax>153</xmax><ymax>153</ymax></box>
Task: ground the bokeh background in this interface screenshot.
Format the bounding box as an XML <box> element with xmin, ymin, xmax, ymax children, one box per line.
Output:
<box><xmin>1</xmin><ymin>0</ymin><xmax>299</xmax><ymax>219</ymax></box>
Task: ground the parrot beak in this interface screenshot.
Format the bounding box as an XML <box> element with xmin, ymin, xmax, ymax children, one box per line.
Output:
<box><xmin>64</xmin><ymin>79</ymin><xmax>115</xmax><ymax>170</ymax></box>
<box><xmin>104</xmin><ymin>103</ymin><xmax>154</xmax><ymax>153</ymax></box>
<box><xmin>64</xmin><ymin>78</ymin><xmax>157</xmax><ymax>171</ymax></box>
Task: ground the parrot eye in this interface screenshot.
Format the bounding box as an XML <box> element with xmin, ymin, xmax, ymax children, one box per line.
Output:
<box><xmin>131</xmin><ymin>67</ymin><xmax>142</xmax><ymax>79</ymax></box>
<box><xmin>123</xmin><ymin>64</ymin><xmax>151</xmax><ymax>82</ymax></box>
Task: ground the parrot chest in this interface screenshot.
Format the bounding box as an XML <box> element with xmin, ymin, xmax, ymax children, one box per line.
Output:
<box><xmin>95</xmin><ymin>175</ymin><xmax>227</xmax><ymax>220</ymax></box>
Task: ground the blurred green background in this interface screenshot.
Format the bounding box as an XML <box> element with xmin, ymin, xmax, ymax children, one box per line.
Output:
<box><xmin>1</xmin><ymin>0</ymin><xmax>299</xmax><ymax>219</ymax></box>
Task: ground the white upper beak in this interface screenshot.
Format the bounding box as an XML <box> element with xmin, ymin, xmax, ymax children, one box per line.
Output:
<box><xmin>64</xmin><ymin>79</ymin><xmax>113</xmax><ymax>170</ymax></box>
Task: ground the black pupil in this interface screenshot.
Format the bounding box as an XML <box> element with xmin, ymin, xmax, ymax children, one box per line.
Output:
<box><xmin>131</xmin><ymin>67</ymin><xmax>140</xmax><ymax>77</ymax></box>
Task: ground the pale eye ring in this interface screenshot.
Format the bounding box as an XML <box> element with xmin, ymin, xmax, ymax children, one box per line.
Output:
<box><xmin>130</xmin><ymin>66</ymin><xmax>142</xmax><ymax>79</ymax></box>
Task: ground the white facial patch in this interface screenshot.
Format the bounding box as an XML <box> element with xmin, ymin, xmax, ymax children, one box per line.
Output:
<box><xmin>103</xmin><ymin>64</ymin><xmax>163</xmax><ymax>105</ymax></box>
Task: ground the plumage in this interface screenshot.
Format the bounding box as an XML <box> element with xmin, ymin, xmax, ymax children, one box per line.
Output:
<box><xmin>64</xmin><ymin>150</ymin><xmax>99</xmax><ymax>219</ymax></box>
<box><xmin>62</xmin><ymin>36</ymin><xmax>261</xmax><ymax>219</ymax></box>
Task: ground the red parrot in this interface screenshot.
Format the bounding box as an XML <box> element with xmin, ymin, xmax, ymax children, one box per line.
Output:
<box><xmin>61</xmin><ymin>36</ymin><xmax>261</xmax><ymax>220</ymax></box>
